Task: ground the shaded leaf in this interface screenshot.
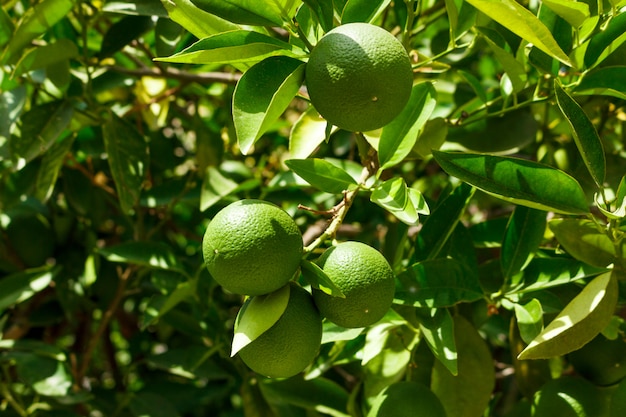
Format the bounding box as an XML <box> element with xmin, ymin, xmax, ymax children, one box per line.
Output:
<box><xmin>584</xmin><ymin>11</ymin><xmax>626</xmax><ymax>68</ymax></box>
<box><xmin>102</xmin><ymin>113</ymin><xmax>149</xmax><ymax>214</ymax></box>
<box><xmin>289</xmin><ymin>106</ymin><xmax>329</xmax><ymax>159</ymax></box>
<box><xmin>501</xmin><ymin>206</ymin><xmax>547</xmax><ymax>279</ymax></box>
<box><xmin>98</xmin><ymin>15</ymin><xmax>154</xmax><ymax>59</ymax></box>
<box><xmin>341</xmin><ymin>0</ymin><xmax>391</xmax><ymax>24</ymax></box>
<box><xmin>575</xmin><ymin>66</ymin><xmax>626</xmax><ymax>100</ymax></box>
<box><xmin>98</xmin><ymin>241</ymin><xmax>183</xmax><ymax>272</ymax></box>
<box><xmin>432</xmin><ymin>150</ymin><xmax>589</xmax><ymax>214</ymax></box>
<box><xmin>13</xmin><ymin>38</ymin><xmax>78</xmax><ymax>77</ymax></box>
<box><xmin>35</xmin><ymin>134</ymin><xmax>76</xmax><ymax>202</ymax></box>
<box><xmin>285</xmin><ymin>158</ymin><xmax>358</xmax><ymax>194</ymax></box>
<box><xmin>200</xmin><ymin>166</ymin><xmax>239</xmax><ymax>212</ymax></box>
<box><xmin>233</xmin><ymin>56</ymin><xmax>305</xmax><ymax>154</ymax></box>
<box><xmin>14</xmin><ymin>354</ymin><xmax>72</xmax><ymax>397</ymax></box>
<box><xmin>370</xmin><ymin>177</ymin><xmax>419</xmax><ymax>225</ymax></box>
<box><xmin>554</xmin><ymin>81</ymin><xmax>605</xmax><ymax>187</ymax></box>
<box><xmin>129</xmin><ymin>392</ymin><xmax>181</xmax><ymax>417</ymax></box>
<box><xmin>549</xmin><ymin>218</ymin><xmax>618</xmax><ymax>268</ymax></box>
<box><xmin>232</xmin><ymin>284</ymin><xmax>290</xmax><ymax>356</ymax></box>
<box><xmin>518</xmin><ymin>271</ymin><xmax>618</xmax><ymax>359</ymax></box>
<box><xmin>417</xmin><ymin>308</ymin><xmax>458</xmax><ymax>375</ymax></box>
<box><xmin>0</xmin><ymin>267</ymin><xmax>58</xmax><ymax>314</ymax></box>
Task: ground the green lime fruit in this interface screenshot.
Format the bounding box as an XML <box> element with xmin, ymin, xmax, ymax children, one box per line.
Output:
<box><xmin>533</xmin><ymin>376</ymin><xmax>607</xmax><ymax>417</ymax></box>
<box><xmin>305</xmin><ymin>22</ymin><xmax>413</xmax><ymax>132</ymax></box>
<box><xmin>367</xmin><ymin>381</ymin><xmax>447</xmax><ymax>417</ymax></box>
<box><xmin>238</xmin><ymin>282</ymin><xmax>323</xmax><ymax>378</ymax></box>
<box><xmin>569</xmin><ymin>334</ymin><xmax>626</xmax><ymax>386</ymax></box>
<box><xmin>312</xmin><ymin>241</ymin><xmax>395</xmax><ymax>328</ymax></box>
<box><xmin>202</xmin><ymin>199</ymin><xmax>303</xmax><ymax>296</ymax></box>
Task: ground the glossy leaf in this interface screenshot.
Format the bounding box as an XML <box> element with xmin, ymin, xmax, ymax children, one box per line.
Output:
<box><xmin>141</xmin><ymin>278</ymin><xmax>196</xmax><ymax>329</ymax></box>
<box><xmin>378</xmin><ymin>82</ymin><xmax>436</xmax><ymax>171</ymax></box>
<box><xmin>98</xmin><ymin>241</ymin><xmax>183</xmax><ymax>272</ymax></box>
<box><xmin>14</xmin><ymin>354</ymin><xmax>72</xmax><ymax>397</ymax></box>
<box><xmin>584</xmin><ymin>11</ymin><xmax>626</xmax><ymax>68</ymax></box>
<box><xmin>417</xmin><ymin>308</ymin><xmax>458</xmax><ymax>375</ymax></box>
<box><xmin>595</xmin><ymin>174</ymin><xmax>626</xmax><ymax>219</ymax></box>
<box><xmin>35</xmin><ymin>134</ymin><xmax>76</xmax><ymax>202</ymax></box>
<box><xmin>370</xmin><ymin>177</ymin><xmax>419</xmax><ymax>225</ymax></box>
<box><xmin>13</xmin><ymin>38</ymin><xmax>78</xmax><ymax>77</ymax></box>
<box><xmin>300</xmin><ymin>259</ymin><xmax>345</xmax><ymax>298</ymax></box>
<box><xmin>160</xmin><ymin>0</ymin><xmax>238</xmax><ymax>39</ymax></box>
<box><xmin>445</xmin><ymin>0</ymin><xmax>478</xmax><ymax>41</ymax></box>
<box><xmin>575</xmin><ymin>66</ymin><xmax>626</xmax><ymax>101</ymax></box>
<box><xmin>156</xmin><ymin>30</ymin><xmax>303</xmax><ymax>68</ymax></box>
<box><xmin>549</xmin><ymin>218</ymin><xmax>618</xmax><ymax>268</ymax></box>
<box><xmin>412</xmin><ymin>117</ymin><xmax>448</xmax><ymax>158</ymax></box>
<box><xmin>200</xmin><ymin>166</ymin><xmax>239</xmax><ymax>212</ymax></box>
<box><xmin>518</xmin><ymin>271</ymin><xmax>618</xmax><ymax>359</ymax></box>
<box><xmin>395</xmin><ymin>258</ymin><xmax>483</xmax><ymax>308</ymax></box>
<box><xmin>477</xmin><ymin>27</ymin><xmax>527</xmax><ymax>93</ymax></box>
<box><xmin>285</xmin><ymin>158</ymin><xmax>358</xmax><ymax>194</ymax></box>
<box><xmin>0</xmin><ymin>86</ymin><xmax>27</xmax><ymax>161</ymax></box>
<box><xmin>103</xmin><ymin>0</ymin><xmax>169</xmax><ymax>16</ymax></box>
<box><xmin>0</xmin><ymin>267</ymin><xmax>58</xmax><ymax>313</ymax></box>
<box><xmin>102</xmin><ymin>113</ymin><xmax>149</xmax><ymax>214</ymax></box>
<box><xmin>233</xmin><ymin>56</ymin><xmax>305</xmax><ymax>154</ymax></box>
<box><xmin>191</xmin><ymin>0</ymin><xmax>298</xmax><ymax>26</ymax></box>
<box><xmin>98</xmin><ymin>15</ymin><xmax>154</xmax><ymax>58</ymax></box>
<box><xmin>341</xmin><ymin>0</ymin><xmax>391</xmax><ymax>24</ymax></box>
<box><xmin>431</xmin><ymin>315</ymin><xmax>495</xmax><ymax>417</ymax></box>
<box><xmin>514</xmin><ymin>299</ymin><xmax>544</xmax><ymax>344</ymax></box>
<box><xmin>289</xmin><ymin>106</ymin><xmax>329</xmax><ymax>159</ymax></box>
<box><xmin>542</xmin><ymin>0</ymin><xmax>589</xmax><ymax>28</ymax></box>
<box><xmin>231</xmin><ymin>284</ymin><xmax>290</xmax><ymax>356</ymax></box>
<box><xmin>465</xmin><ymin>0</ymin><xmax>572</xmax><ymax>66</ymax></box>
<box><xmin>414</xmin><ymin>182</ymin><xmax>475</xmax><ymax>262</ymax></box>
<box><xmin>554</xmin><ymin>81</ymin><xmax>605</xmax><ymax>187</ymax></box>
<box><xmin>432</xmin><ymin>151</ymin><xmax>589</xmax><ymax>215</ymax></box>
<box><xmin>501</xmin><ymin>206</ymin><xmax>546</xmax><ymax>279</ymax></box>
<box><xmin>1</xmin><ymin>0</ymin><xmax>74</xmax><ymax>65</ymax></box>
<box><xmin>11</xmin><ymin>100</ymin><xmax>74</xmax><ymax>168</ymax></box>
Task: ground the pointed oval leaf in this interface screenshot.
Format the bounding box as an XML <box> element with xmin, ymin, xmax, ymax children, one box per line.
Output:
<box><xmin>161</xmin><ymin>0</ymin><xmax>239</xmax><ymax>38</ymax></box>
<box><xmin>231</xmin><ymin>284</ymin><xmax>290</xmax><ymax>356</ymax></box>
<box><xmin>200</xmin><ymin>166</ymin><xmax>239</xmax><ymax>212</ymax></box>
<box><xmin>514</xmin><ymin>299</ymin><xmax>544</xmax><ymax>344</ymax></box>
<box><xmin>554</xmin><ymin>81</ymin><xmax>606</xmax><ymax>187</ymax></box>
<box><xmin>370</xmin><ymin>177</ymin><xmax>419</xmax><ymax>225</ymax></box>
<box><xmin>432</xmin><ymin>151</ymin><xmax>589</xmax><ymax>215</ymax></box>
<box><xmin>465</xmin><ymin>0</ymin><xmax>572</xmax><ymax>66</ymax></box>
<box><xmin>289</xmin><ymin>106</ymin><xmax>329</xmax><ymax>159</ymax></box>
<box><xmin>378</xmin><ymin>82</ymin><xmax>437</xmax><ymax>170</ymax></box>
<box><xmin>575</xmin><ymin>66</ymin><xmax>626</xmax><ymax>100</ymax></box>
<box><xmin>501</xmin><ymin>206</ymin><xmax>547</xmax><ymax>279</ymax></box>
<box><xmin>98</xmin><ymin>241</ymin><xmax>184</xmax><ymax>272</ymax></box>
<box><xmin>542</xmin><ymin>0</ymin><xmax>590</xmax><ymax>28</ymax></box>
<box><xmin>233</xmin><ymin>56</ymin><xmax>305</xmax><ymax>154</ymax></box>
<box><xmin>417</xmin><ymin>308</ymin><xmax>457</xmax><ymax>375</ymax></box>
<box><xmin>341</xmin><ymin>0</ymin><xmax>392</xmax><ymax>24</ymax></box>
<box><xmin>102</xmin><ymin>113</ymin><xmax>149</xmax><ymax>214</ymax></box>
<box><xmin>0</xmin><ymin>267</ymin><xmax>58</xmax><ymax>313</ymax></box>
<box><xmin>285</xmin><ymin>158</ymin><xmax>358</xmax><ymax>194</ymax></box>
<box><xmin>518</xmin><ymin>271</ymin><xmax>618</xmax><ymax>359</ymax></box>
<box><xmin>431</xmin><ymin>315</ymin><xmax>495</xmax><ymax>417</ymax></box>
<box><xmin>13</xmin><ymin>38</ymin><xmax>78</xmax><ymax>77</ymax></box>
<box><xmin>549</xmin><ymin>218</ymin><xmax>616</xmax><ymax>268</ymax></box>
<box><xmin>191</xmin><ymin>0</ymin><xmax>296</xmax><ymax>26</ymax></box>
<box><xmin>300</xmin><ymin>259</ymin><xmax>345</xmax><ymax>298</ymax></box>
<box><xmin>35</xmin><ymin>134</ymin><xmax>76</xmax><ymax>202</ymax></box>
<box><xmin>584</xmin><ymin>11</ymin><xmax>626</xmax><ymax>69</ymax></box>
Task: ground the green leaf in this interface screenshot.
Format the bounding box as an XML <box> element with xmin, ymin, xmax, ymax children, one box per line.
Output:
<box><xmin>14</xmin><ymin>354</ymin><xmax>72</xmax><ymax>397</ymax></box>
<box><xmin>231</xmin><ymin>284</ymin><xmax>290</xmax><ymax>356</ymax></box>
<box><xmin>575</xmin><ymin>66</ymin><xmax>626</xmax><ymax>100</ymax></box>
<box><xmin>554</xmin><ymin>81</ymin><xmax>606</xmax><ymax>187</ymax></box>
<box><xmin>103</xmin><ymin>0</ymin><xmax>169</xmax><ymax>16</ymax></box>
<box><xmin>465</xmin><ymin>0</ymin><xmax>572</xmax><ymax>67</ymax></box>
<box><xmin>378</xmin><ymin>82</ymin><xmax>436</xmax><ymax>170</ymax></box>
<box><xmin>98</xmin><ymin>241</ymin><xmax>183</xmax><ymax>272</ymax></box>
<box><xmin>395</xmin><ymin>258</ymin><xmax>483</xmax><ymax>308</ymax></box>
<box><xmin>432</xmin><ymin>150</ymin><xmax>589</xmax><ymax>215</ymax></box>
<box><xmin>1</xmin><ymin>0</ymin><xmax>74</xmax><ymax>65</ymax></box>
<box><xmin>285</xmin><ymin>158</ymin><xmax>358</xmax><ymax>194</ymax></box>
<box><xmin>549</xmin><ymin>218</ymin><xmax>618</xmax><ymax>268</ymax></box>
<box><xmin>431</xmin><ymin>315</ymin><xmax>495</xmax><ymax>417</ymax></box>
<box><xmin>341</xmin><ymin>0</ymin><xmax>392</xmax><ymax>24</ymax></box>
<box><xmin>11</xmin><ymin>100</ymin><xmax>74</xmax><ymax>168</ymax></box>
<box><xmin>156</xmin><ymin>30</ymin><xmax>303</xmax><ymax>69</ymax></box>
<box><xmin>233</xmin><ymin>56</ymin><xmax>305</xmax><ymax>154</ymax></box>
<box><xmin>0</xmin><ymin>7</ymin><xmax>13</xmax><ymax>49</ymax></box>
<box><xmin>98</xmin><ymin>15</ymin><xmax>154</xmax><ymax>58</ymax></box>
<box><xmin>477</xmin><ymin>27</ymin><xmax>527</xmax><ymax>92</ymax></box>
<box><xmin>501</xmin><ymin>206</ymin><xmax>547</xmax><ymax>279</ymax></box>
<box><xmin>514</xmin><ymin>299</ymin><xmax>544</xmax><ymax>344</ymax></box>
<box><xmin>417</xmin><ymin>308</ymin><xmax>458</xmax><ymax>375</ymax></box>
<box><xmin>260</xmin><ymin>376</ymin><xmax>350</xmax><ymax>417</ymax></box>
<box><xmin>542</xmin><ymin>0</ymin><xmax>589</xmax><ymax>28</ymax></box>
<box><xmin>102</xmin><ymin>113</ymin><xmax>149</xmax><ymax>214</ymax></box>
<box><xmin>0</xmin><ymin>267</ymin><xmax>58</xmax><ymax>314</ymax></box>
<box><xmin>371</xmin><ymin>177</ymin><xmax>419</xmax><ymax>225</ymax></box>
<box><xmin>13</xmin><ymin>38</ymin><xmax>78</xmax><ymax>77</ymax></box>
<box><xmin>191</xmin><ymin>0</ymin><xmax>298</xmax><ymax>26</ymax></box>
<box><xmin>35</xmin><ymin>134</ymin><xmax>75</xmax><ymax>202</ymax></box>
<box><xmin>289</xmin><ymin>106</ymin><xmax>329</xmax><ymax>159</ymax></box>
<box><xmin>412</xmin><ymin>117</ymin><xmax>448</xmax><ymax>159</ymax></box>
<box><xmin>141</xmin><ymin>279</ymin><xmax>197</xmax><ymax>329</ymax></box>
<box><xmin>200</xmin><ymin>166</ymin><xmax>239</xmax><ymax>212</ymax></box>
<box><xmin>584</xmin><ymin>11</ymin><xmax>626</xmax><ymax>69</ymax></box>
<box><xmin>414</xmin><ymin>182</ymin><xmax>475</xmax><ymax>262</ymax></box>
<box><xmin>160</xmin><ymin>0</ymin><xmax>239</xmax><ymax>39</ymax></box>
<box><xmin>300</xmin><ymin>259</ymin><xmax>345</xmax><ymax>298</ymax></box>
<box><xmin>129</xmin><ymin>392</ymin><xmax>181</xmax><ymax>417</ymax></box>
<box><xmin>0</xmin><ymin>86</ymin><xmax>27</xmax><ymax>161</ymax></box>
<box><xmin>595</xmin><ymin>174</ymin><xmax>626</xmax><ymax>219</ymax></box>
<box><xmin>0</xmin><ymin>339</ymin><xmax>67</xmax><ymax>361</ymax></box>
<box><xmin>445</xmin><ymin>0</ymin><xmax>478</xmax><ymax>41</ymax></box>
<box><xmin>518</xmin><ymin>271</ymin><xmax>618</xmax><ymax>359</ymax></box>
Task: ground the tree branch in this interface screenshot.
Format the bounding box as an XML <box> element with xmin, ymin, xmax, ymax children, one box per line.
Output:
<box><xmin>105</xmin><ymin>65</ymin><xmax>241</xmax><ymax>85</ymax></box>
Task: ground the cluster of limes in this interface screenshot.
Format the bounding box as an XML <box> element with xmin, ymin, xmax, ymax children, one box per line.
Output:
<box><xmin>202</xmin><ymin>199</ymin><xmax>396</xmax><ymax>378</ymax></box>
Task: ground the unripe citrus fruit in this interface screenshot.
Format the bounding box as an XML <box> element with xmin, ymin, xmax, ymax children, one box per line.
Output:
<box><xmin>533</xmin><ymin>376</ymin><xmax>607</xmax><ymax>417</ymax></box>
<box><xmin>202</xmin><ymin>199</ymin><xmax>303</xmax><ymax>296</ymax></box>
<box><xmin>305</xmin><ymin>22</ymin><xmax>413</xmax><ymax>132</ymax></box>
<box><xmin>312</xmin><ymin>241</ymin><xmax>395</xmax><ymax>328</ymax></box>
<box><xmin>367</xmin><ymin>381</ymin><xmax>447</xmax><ymax>417</ymax></box>
<box><xmin>238</xmin><ymin>282</ymin><xmax>322</xmax><ymax>378</ymax></box>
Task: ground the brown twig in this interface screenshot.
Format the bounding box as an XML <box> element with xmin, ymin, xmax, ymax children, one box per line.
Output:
<box><xmin>105</xmin><ymin>65</ymin><xmax>241</xmax><ymax>85</ymax></box>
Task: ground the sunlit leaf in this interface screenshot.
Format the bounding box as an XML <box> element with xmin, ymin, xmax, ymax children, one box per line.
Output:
<box><xmin>0</xmin><ymin>267</ymin><xmax>58</xmax><ymax>314</ymax></box>
<box><xmin>160</xmin><ymin>0</ymin><xmax>238</xmax><ymax>38</ymax></box>
<box><xmin>285</xmin><ymin>158</ymin><xmax>358</xmax><ymax>194</ymax></box>
<box><xmin>501</xmin><ymin>206</ymin><xmax>547</xmax><ymax>279</ymax></box>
